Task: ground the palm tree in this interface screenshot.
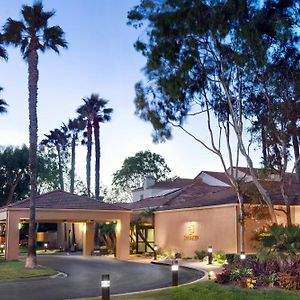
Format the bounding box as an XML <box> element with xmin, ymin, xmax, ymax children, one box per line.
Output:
<box><xmin>0</xmin><ymin>98</ymin><xmax>8</xmax><ymax>115</ymax></box>
<box><xmin>67</xmin><ymin>118</ymin><xmax>85</xmax><ymax>193</ymax></box>
<box><xmin>77</xmin><ymin>100</ymin><xmax>94</xmax><ymax>197</ymax></box>
<box><xmin>3</xmin><ymin>2</ymin><xmax>67</xmax><ymax>268</ymax></box>
<box><xmin>67</xmin><ymin>118</ymin><xmax>85</xmax><ymax>250</ymax></box>
<box><xmin>41</xmin><ymin>127</ymin><xmax>68</xmax><ymax>191</ymax></box>
<box><xmin>77</xmin><ymin>94</ymin><xmax>113</xmax><ymax>200</ymax></box>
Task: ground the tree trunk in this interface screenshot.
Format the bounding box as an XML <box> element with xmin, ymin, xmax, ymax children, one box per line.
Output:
<box><xmin>25</xmin><ymin>48</ymin><xmax>38</xmax><ymax>269</ymax></box>
<box><xmin>70</xmin><ymin>134</ymin><xmax>76</xmax><ymax>193</ymax></box>
<box><xmin>86</xmin><ymin>120</ymin><xmax>92</xmax><ymax>197</ymax></box>
<box><xmin>6</xmin><ymin>171</ymin><xmax>23</xmax><ymax>205</ymax></box>
<box><xmin>70</xmin><ymin>134</ymin><xmax>76</xmax><ymax>247</ymax></box>
<box><xmin>236</xmin><ymin>192</ymin><xmax>245</xmax><ymax>253</ymax></box>
<box><xmin>292</xmin><ymin>134</ymin><xmax>300</xmax><ymax>182</ymax></box>
<box><xmin>94</xmin><ymin>118</ymin><xmax>101</xmax><ymax>200</ymax></box>
<box><xmin>280</xmin><ymin>181</ymin><xmax>292</xmax><ymax>226</ymax></box>
<box><xmin>56</xmin><ymin>144</ymin><xmax>64</xmax><ymax>191</ymax></box>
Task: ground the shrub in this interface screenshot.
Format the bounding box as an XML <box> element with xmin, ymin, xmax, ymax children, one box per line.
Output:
<box><xmin>231</xmin><ymin>267</ymin><xmax>253</xmax><ymax>281</ymax></box>
<box><xmin>213</xmin><ymin>250</ymin><xmax>226</xmax><ymax>264</ymax></box>
<box><xmin>256</xmin><ymin>273</ymin><xmax>277</xmax><ymax>287</ymax></box>
<box><xmin>174</xmin><ymin>252</ymin><xmax>182</xmax><ymax>259</ymax></box>
<box><xmin>194</xmin><ymin>250</ymin><xmax>207</xmax><ymax>261</ymax></box>
<box><xmin>277</xmin><ymin>273</ymin><xmax>300</xmax><ymax>290</ymax></box>
<box><xmin>215</xmin><ymin>269</ymin><xmax>231</xmax><ymax>284</ymax></box>
<box><xmin>225</xmin><ymin>253</ymin><xmax>239</xmax><ymax>264</ymax></box>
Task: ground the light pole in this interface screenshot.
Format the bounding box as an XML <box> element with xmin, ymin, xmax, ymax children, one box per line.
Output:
<box><xmin>171</xmin><ymin>260</ymin><xmax>179</xmax><ymax>286</ymax></box>
<box><xmin>154</xmin><ymin>245</ymin><xmax>158</xmax><ymax>260</ymax></box>
<box><xmin>101</xmin><ymin>274</ymin><xmax>110</xmax><ymax>300</ymax></box>
<box><xmin>208</xmin><ymin>245</ymin><xmax>213</xmax><ymax>265</ymax></box>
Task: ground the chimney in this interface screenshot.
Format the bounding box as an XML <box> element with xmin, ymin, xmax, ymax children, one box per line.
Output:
<box><xmin>143</xmin><ymin>176</ymin><xmax>156</xmax><ymax>190</ymax></box>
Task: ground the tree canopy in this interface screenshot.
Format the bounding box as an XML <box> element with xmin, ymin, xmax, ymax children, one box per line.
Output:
<box><xmin>112</xmin><ymin>150</ymin><xmax>171</xmax><ymax>190</ymax></box>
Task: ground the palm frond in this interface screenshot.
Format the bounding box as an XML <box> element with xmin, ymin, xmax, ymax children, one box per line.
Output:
<box><xmin>3</xmin><ymin>18</ymin><xmax>25</xmax><ymax>46</ymax></box>
<box><xmin>43</xmin><ymin>26</ymin><xmax>67</xmax><ymax>53</ymax></box>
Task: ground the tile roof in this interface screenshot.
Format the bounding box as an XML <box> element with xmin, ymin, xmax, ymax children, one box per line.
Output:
<box><xmin>197</xmin><ymin>171</ymin><xmax>231</xmax><ymax>185</ymax></box>
<box><xmin>132</xmin><ymin>178</ymin><xmax>193</xmax><ymax>192</ymax></box>
<box><xmin>4</xmin><ymin>190</ymin><xmax>129</xmax><ymax>211</ymax></box>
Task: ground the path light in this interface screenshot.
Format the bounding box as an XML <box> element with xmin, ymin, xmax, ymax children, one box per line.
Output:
<box><xmin>154</xmin><ymin>245</ymin><xmax>158</xmax><ymax>260</ymax></box>
<box><xmin>44</xmin><ymin>243</ymin><xmax>48</xmax><ymax>252</ymax></box>
<box><xmin>171</xmin><ymin>260</ymin><xmax>179</xmax><ymax>286</ymax></box>
<box><xmin>101</xmin><ymin>274</ymin><xmax>110</xmax><ymax>300</ymax></box>
<box><xmin>240</xmin><ymin>251</ymin><xmax>246</xmax><ymax>260</ymax></box>
<box><xmin>0</xmin><ymin>244</ymin><xmax>4</xmax><ymax>254</ymax></box>
<box><xmin>208</xmin><ymin>246</ymin><xmax>213</xmax><ymax>265</ymax></box>
<box><xmin>208</xmin><ymin>271</ymin><xmax>215</xmax><ymax>280</ymax></box>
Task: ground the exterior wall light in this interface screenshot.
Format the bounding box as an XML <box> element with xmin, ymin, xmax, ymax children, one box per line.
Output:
<box><xmin>18</xmin><ymin>223</ymin><xmax>22</xmax><ymax>230</ymax></box>
<box><xmin>208</xmin><ymin>246</ymin><xmax>213</xmax><ymax>264</ymax></box>
<box><xmin>240</xmin><ymin>251</ymin><xmax>246</xmax><ymax>260</ymax></box>
<box><xmin>0</xmin><ymin>244</ymin><xmax>4</xmax><ymax>254</ymax></box>
<box><xmin>171</xmin><ymin>260</ymin><xmax>179</xmax><ymax>286</ymax></box>
<box><xmin>101</xmin><ymin>274</ymin><xmax>110</xmax><ymax>300</ymax></box>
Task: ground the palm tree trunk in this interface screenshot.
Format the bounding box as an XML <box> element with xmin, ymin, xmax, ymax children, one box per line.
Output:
<box><xmin>86</xmin><ymin>120</ymin><xmax>92</xmax><ymax>197</ymax></box>
<box><xmin>94</xmin><ymin>118</ymin><xmax>101</xmax><ymax>200</ymax></box>
<box><xmin>56</xmin><ymin>144</ymin><xmax>64</xmax><ymax>191</ymax></box>
<box><xmin>25</xmin><ymin>48</ymin><xmax>38</xmax><ymax>269</ymax></box>
<box><xmin>70</xmin><ymin>135</ymin><xmax>76</xmax><ymax>248</ymax></box>
<box><xmin>70</xmin><ymin>135</ymin><xmax>76</xmax><ymax>193</ymax></box>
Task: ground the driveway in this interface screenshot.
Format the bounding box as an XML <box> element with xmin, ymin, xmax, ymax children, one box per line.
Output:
<box><xmin>0</xmin><ymin>255</ymin><xmax>203</xmax><ymax>300</ymax></box>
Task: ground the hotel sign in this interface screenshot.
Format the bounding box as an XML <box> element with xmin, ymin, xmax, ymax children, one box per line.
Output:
<box><xmin>184</xmin><ymin>222</ymin><xmax>199</xmax><ymax>241</ymax></box>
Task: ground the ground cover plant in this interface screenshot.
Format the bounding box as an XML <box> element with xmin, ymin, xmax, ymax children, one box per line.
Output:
<box><xmin>0</xmin><ymin>260</ymin><xmax>56</xmax><ymax>280</ymax></box>
<box><xmin>108</xmin><ymin>281</ymin><xmax>300</xmax><ymax>300</ymax></box>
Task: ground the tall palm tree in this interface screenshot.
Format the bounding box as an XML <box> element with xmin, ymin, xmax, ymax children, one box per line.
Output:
<box><xmin>67</xmin><ymin>118</ymin><xmax>85</xmax><ymax>193</ymax></box>
<box><xmin>77</xmin><ymin>100</ymin><xmax>94</xmax><ymax>197</ymax></box>
<box><xmin>3</xmin><ymin>2</ymin><xmax>67</xmax><ymax>268</ymax></box>
<box><xmin>67</xmin><ymin>117</ymin><xmax>85</xmax><ymax>250</ymax></box>
<box><xmin>0</xmin><ymin>96</ymin><xmax>8</xmax><ymax>114</ymax></box>
<box><xmin>41</xmin><ymin>127</ymin><xmax>68</xmax><ymax>191</ymax></box>
<box><xmin>77</xmin><ymin>94</ymin><xmax>113</xmax><ymax>200</ymax></box>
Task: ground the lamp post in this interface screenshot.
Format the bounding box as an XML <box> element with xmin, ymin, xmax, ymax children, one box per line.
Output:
<box><xmin>208</xmin><ymin>246</ymin><xmax>213</xmax><ymax>265</ymax></box>
<box><xmin>0</xmin><ymin>244</ymin><xmax>4</xmax><ymax>254</ymax></box>
<box><xmin>171</xmin><ymin>260</ymin><xmax>179</xmax><ymax>286</ymax></box>
<box><xmin>154</xmin><ymin>245</ymin><xmax>158</xmax><ymax>260</ymax></box>
<box><xmin>101</xmin><ymin>274</ymin><xmax>110</xmax><ymax>300</ymax></box>
<box><xmin>240</xmin><ymin>251</ymin><xmax>246</xmax><ymax>260</ymax></box>
<box><xmin>44</xmin><ymin>243</ymin><xmax>48</xmax><ymax>252</ymax></box>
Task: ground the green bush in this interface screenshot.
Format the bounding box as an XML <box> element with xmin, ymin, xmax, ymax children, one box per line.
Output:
<box><xmin>194</xmin><ymin>250</ymin><xmax>207</xmax><ymax>261</ymax></box>
<box><xmin>213</xmin><ymin>250</ymin><xmax>226</xmax><ymax>264</ymax></box>
<box><xmin>231</xmin><ymin>268</ymin><xmax>253</xmax><ymax>281</ymax></box>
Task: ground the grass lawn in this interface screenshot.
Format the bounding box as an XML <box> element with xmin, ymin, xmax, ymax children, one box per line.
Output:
<box><xmin>108</xmin><ymin>281</ymin><xmax>300</xmax><ymax>300</ymax></box>
<box><xmin>0</xmin><ymin>260</ymin><xmax>57</xmax><ymax>280</ymax></box>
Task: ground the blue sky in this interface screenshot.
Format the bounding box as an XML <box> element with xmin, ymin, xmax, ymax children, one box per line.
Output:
<box><xmin>0</xmin><ymin>0</ymin><xmax>254</xmax><ymax>188</ymax></box>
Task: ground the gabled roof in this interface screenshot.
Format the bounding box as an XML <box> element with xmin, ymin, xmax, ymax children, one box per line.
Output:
<box><xmin>4</xmin><ymin>190</ymin><xmax>129</xmax><ymax>211</ymax></box>
<box><xmin>132</xmin><ymin>178</ymin><xmax>193</xmax><ymax>192</ymax></box>
<box><xmin>196</xmin><ymin>171</ymin><xmax>231</xmax><ymax>185</ymax></box>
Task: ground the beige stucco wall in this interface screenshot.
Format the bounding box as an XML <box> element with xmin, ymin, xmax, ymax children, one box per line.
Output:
<box><xmin>154</xmin><ymin>205</ymin><xmax>238</xmax><ymax>257</ymax></box>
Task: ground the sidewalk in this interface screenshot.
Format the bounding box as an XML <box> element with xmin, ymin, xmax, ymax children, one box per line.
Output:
<box><xmin>127</xmin><ymin>255</ymin><xmax>224</xmax><ymax>280</ymax></box>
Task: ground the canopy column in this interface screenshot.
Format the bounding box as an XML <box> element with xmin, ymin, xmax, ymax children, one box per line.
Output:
<box><xmin>5</xmin><ymin>211</ymin><xmax>19</xmax><ymax>260</ymax></box>
<box><xmin>83</xmin><ymin>222</ymin><xmax>94</xmax><ymax>256</ymax></box>
<box><xmin>116</xmin><ymin>213</ymin><xmax>130</xmax><ymax>260</ymax></box>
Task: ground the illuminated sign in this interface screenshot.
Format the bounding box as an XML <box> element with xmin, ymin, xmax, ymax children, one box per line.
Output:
<box><xmin>184</xmin><ymin>222</ymin><xmax>199</xmax><ymax>241</ymax></box>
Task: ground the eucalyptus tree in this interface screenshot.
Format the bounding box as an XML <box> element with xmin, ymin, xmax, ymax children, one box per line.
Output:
<box><xmin>77</xmin><ymin>94</ymin><xmax>113</xmax><ymax>200</ymax></box>
<box><xmin>3</xmin><ymin>1</ymin><xmax>67</xmax><ymax>268</ymax></box>
<box><xmin>127</xmin><ymin>0</ymin><xmax>298</xmax><ymax>227</ymax></box>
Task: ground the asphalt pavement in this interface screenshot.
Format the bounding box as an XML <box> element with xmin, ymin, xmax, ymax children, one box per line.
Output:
<box><xmin>0</xmin><ymin>255</ymin><xmax>203</xmax><ymax>300</ymax></box>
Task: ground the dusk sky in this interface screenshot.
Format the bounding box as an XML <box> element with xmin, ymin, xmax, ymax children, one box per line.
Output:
<box><xmin>0</xmin><ymin>0</ymin><xmax>257</xmax><ymax>188</ymax></box>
